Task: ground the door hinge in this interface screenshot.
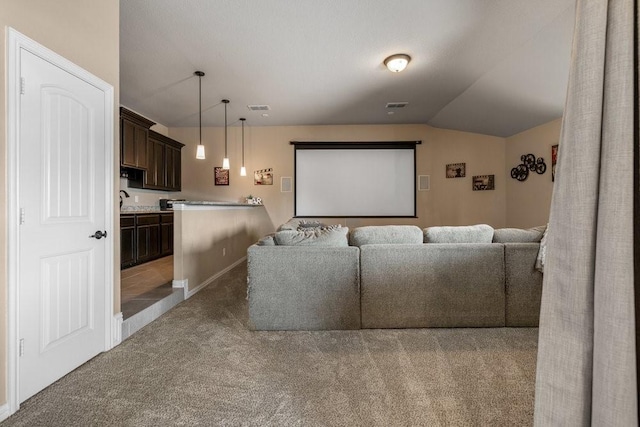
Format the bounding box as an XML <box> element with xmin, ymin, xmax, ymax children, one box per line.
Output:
<box><xmin>19</xmin><ymin>339</ymin><xmax>24</xmax><ymax>357</ymax></box>
<box><xmin>19</xmin><ymin>208</ymin><xmax>25</xmax><ymax>225</ymax></box>
<box><xmin>20</xmin><ymin>77</ymin><xmax>25</xmax><ymax>95</ymax></box>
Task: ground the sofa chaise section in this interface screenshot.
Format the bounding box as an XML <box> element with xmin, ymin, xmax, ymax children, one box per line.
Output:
<box><xmin>360</xmin><ymin>243</ymin><xmax>506</xmax><ymax>328</ymax></box>
<box><xmin>247</xmin><ymin>245</ymin><xmax>361</xmax><ymax>330</ymax></box>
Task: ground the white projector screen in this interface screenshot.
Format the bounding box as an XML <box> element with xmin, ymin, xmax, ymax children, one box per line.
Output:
<box><xmin>294</xmin><ymin>145</ymin><xmax>416</xmax><ymax>217</ymax></box>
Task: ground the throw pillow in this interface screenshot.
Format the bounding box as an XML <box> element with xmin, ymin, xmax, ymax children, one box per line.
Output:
<box><xmin>256</xmin><ymin>233</ymin><xmax>276</xmax><ymax>246</ymax></box>
<box><xmin>535</xmin><ymin>225</ymin><xmax>549</xmax><ymax>272</ymax></box>
<box><xmin>275</xmin><ymin>225</ymin><xmax>349</xmax><ymax>247</ymax></box>
<box><xmin>349</xmin><ymin>225</ymin><xmax>423</xmax><ymax>247</ymax></box>
<box><xmin>423</xmin><ymin>224</ymin><xmax>494</xmax><ymax>244</ymax></box>
<box><xmin>492</xmin><ymin>225</ymin><xmax>546</xmax><ymax>243</ymax></box>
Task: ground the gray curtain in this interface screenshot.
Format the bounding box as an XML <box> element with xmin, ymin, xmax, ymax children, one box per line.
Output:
<box><xmin>534</xmin><ymin>0</ymin><xmax>638</xmax><ymax>425</ymax></box>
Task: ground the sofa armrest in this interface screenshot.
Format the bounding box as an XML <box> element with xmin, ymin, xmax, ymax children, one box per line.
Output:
<box><xmin>504</xmin><ymin>243</ymin><xmax>543</xmax><ymax>326</ymax></box>
<box><xmin>247</xmin><ymin>245</ymin><xmax>360</xmax><ymax>330</ymax></box>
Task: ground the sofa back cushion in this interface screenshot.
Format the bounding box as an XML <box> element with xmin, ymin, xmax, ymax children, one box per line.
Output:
<box><xmin>274</xmin><ymin>225</ymin><xmax>349</xmax><ymax>247</ymax></box>
<box><xmin>277</xmin><ymin>218</ymin><xmax>327</xmax><ymax>231</ymax></box>
<box><xmin>492</xmin><ymin>225</ymin><xmax>546</xmax><ymax>243</ymax></box>
<box><xmin>423</xmin><ymin>224</ymin><xmax>494</xmax><ymax>243</ymax></box>
<box><xmin>349</xmin><ymin>225</ymin><xmax>423</xmax><ymax>247</ymax></box>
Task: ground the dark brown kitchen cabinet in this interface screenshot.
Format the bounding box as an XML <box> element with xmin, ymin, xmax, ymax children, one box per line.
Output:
<box><xmin>120</xmin><ymin>215</ymin><xmax>136</xmax><ymax>269</ymax></box>
<box><xmin>120</xmin><ymin>107</ymin><xmax>154</xmax><ymax>170</ymax></box>
<box><xmin>160</xmin><ymin>213</ymin><xmax>174</xmax><ymax>257</ymax></box>
<box><xmin>136</xmin><ymin>214</ymin><xmax>161</xmax><ymax>263</ymax></box>
<box><xmin>120</xmin><ymin>212</ymin><xmax>173</xmax><ymax>269</ymax></box>
<box><xmin>143</xmin><ymin>136</ymin><xmax>166</xmax><ymax>190</ymax></box>
<box><xmin>128</xmin><ymin>130</ymin><xmax>184</xmax><ymax>192</ymax></box>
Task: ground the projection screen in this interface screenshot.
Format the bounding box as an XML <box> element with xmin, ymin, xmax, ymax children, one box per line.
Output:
<box><xmin>294</xmin><ymin>142</ymin><xmax>417</xmax><ymax>217</ymax></box>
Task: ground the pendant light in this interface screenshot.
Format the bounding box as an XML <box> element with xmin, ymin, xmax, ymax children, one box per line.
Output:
<box><xmin>222</xmin><ymin>99</ymin><xmax>230</xmax><ymax>169</ymax></box>
<box><xmin>239</xmin><ymin>118</ymin><xmax>247</xmax><ymax>176</ymax></box>
<box><xmin>195</xmin><ymin>71</ymin><xmax>205</xmax><ymax>159</ymax></box>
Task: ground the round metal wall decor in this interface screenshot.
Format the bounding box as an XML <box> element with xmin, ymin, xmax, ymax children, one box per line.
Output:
<box><xmin>511</xmin><ymin>153</ymin><xmax>547</xmax><ymax>181</ymax></box>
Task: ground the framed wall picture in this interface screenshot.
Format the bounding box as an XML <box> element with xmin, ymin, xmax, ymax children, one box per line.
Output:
<box><xmin>551</xmin><ymin>144</ymin><xmax>559</xmax><ymax>182</ymax></box>
<box><xmin>472</xmin><ymin>175</ymin><xmax>495</xmax><ymax>191</ymax></box>
<box><xmin>446</xmin><ymin>163</ymin><xmax>466</xmax><ymax>178</ymax></box>
<box><xmin>254</xmin><ymin>168</ymin><xmax>273</xmax><ymax>185</ymax></box>
<box><xmin>214</xmin><ymin>167</ymin><xmax>229</xmax><ymax>186</ymax></box>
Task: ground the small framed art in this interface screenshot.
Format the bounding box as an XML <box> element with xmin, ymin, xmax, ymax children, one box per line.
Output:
<box><xmin>551</xmin><ymin>144</ymin><xmax>559</xmax><ymax>182</ymax></box>
<box><xmin>472</xmin><ymin>175</ymin><xmax>495</xmax><ymax>191</ymax></box>
<box><xmin>446</xmin><ymin>163</ymin><xmax>466</xmax><ymax>178</ymax></box>
<box><xmin>214</xmin><ymin>167</ymin><xmax>229</xmax><ymax>186</ymax></box>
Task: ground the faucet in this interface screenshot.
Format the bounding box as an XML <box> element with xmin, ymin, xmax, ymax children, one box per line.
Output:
<box><xmin>119</xmin><ymin>190</ymin><xmax>130</xmax><ymax>208</ymax></box>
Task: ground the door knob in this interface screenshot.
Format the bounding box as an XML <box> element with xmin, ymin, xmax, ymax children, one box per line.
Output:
<box><xmin>89</xmin><ymin>230</ymin><xmax>107</xmax><ymax>239</ymax></box>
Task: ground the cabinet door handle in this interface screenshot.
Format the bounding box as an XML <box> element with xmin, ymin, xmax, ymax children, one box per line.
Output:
<box><xmin>89</xmin><ymin>230</ymin><xmax>108</xmax><ymax>239</ymax></box>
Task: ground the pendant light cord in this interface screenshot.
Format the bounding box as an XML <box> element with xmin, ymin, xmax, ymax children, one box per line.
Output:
<box><xmin>224</xmin><ymin>102</ymin><xmax>228</xmax><ymax>157</ymax></box>
<box><xmin>198</xmin><ymin>74</ymin><xmax>202</xmax><ymax>145</ymax></box>
<box><xmin>241</xmin><ymin>119</ymin><xmax>245</xmax><ymax>165</ymax></box>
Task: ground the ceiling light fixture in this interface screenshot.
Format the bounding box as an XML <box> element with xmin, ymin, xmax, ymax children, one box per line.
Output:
<box><xmin>195</xmin><ymin>71</ymin><xmax>205</xmax><ymax>159</ymax></box>
<box><xmin>384</xmin><ymin>54</ymin><xmax>411</xmax><ymax>73</ymax></box>
<box><xmin>239</xmin><ymin>118</ymin><xmax>247</xmax><ymax>176</ymax></box>
<box><xmin>222</xmin><ymin>99</ymin><xmax>230</xmax><ymax>169</ymax></box>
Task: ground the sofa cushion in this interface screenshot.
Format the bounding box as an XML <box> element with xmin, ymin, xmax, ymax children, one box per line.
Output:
<box><xmin>349</xmin><ymin>225</ymin><xmax>423</xmax><ymax>247</ymax></box>
<box><xmin>423</xmin><ymin>224</ymin><xmax>494</xmax><ymax>243</ymax></box>
<box><xmin>256</xmin><ymin>233</ymin><xmax>276</xmax><ymax>246</ymax></box>
<box><xmin>493</xmin><ymin>225</ymin><xmax>546</xmax><ymax>243</ymax></box>
<box><xmin>277</xmin><ymin>218</ymin><xmax>327</xmax><ymax>231</ymax></box>
<box><xmin>275</xmin><ymin>225</ymin><xmax>349</xmax><ymax>247</ymax></box>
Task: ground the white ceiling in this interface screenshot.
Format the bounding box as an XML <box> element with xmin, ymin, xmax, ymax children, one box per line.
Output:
<box><xmin>120</xmin><ymin>0</ymin><xmax>575</xmax><ymax>137</ymax></box>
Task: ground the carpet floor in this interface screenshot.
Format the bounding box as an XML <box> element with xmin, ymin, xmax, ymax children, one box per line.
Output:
<box><xmin>3</xmin><ymin>262</ymin><xmax>539</xmax><ymax>427</ymax></box>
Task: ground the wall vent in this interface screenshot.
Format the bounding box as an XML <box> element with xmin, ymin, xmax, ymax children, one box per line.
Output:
<box><xmin>418</xmin><ymin>175</ymin><xmax>430</xmax><ymax>191</ymax></box>
<box><xmin>247</xmin><ymin>104</ymin><xmax>271</xmax><ymax>111</ymax></box>
<box><xmin>385</xmin><ymin>102</ymin><xmax>408</xmax><ymax>109</ymax></box>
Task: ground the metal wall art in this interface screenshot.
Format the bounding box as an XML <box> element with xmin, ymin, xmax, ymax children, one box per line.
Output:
<box><xmin>511</xmin><ymin>153</ymin><xmax>546</xmax><ymax>182</ymax></box>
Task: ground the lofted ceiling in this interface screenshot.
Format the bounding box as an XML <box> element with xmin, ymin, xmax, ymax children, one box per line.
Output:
<box><xmin>120</xmin><ymin>0</ymin><xmax>575</xmax><ymax>138</ymax></box>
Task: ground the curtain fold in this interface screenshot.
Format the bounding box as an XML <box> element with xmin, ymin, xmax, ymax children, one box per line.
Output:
<box><xmin>534</xmin><ymin>0</ymin><xmax>638</xmax><ymax>425</ymax></box>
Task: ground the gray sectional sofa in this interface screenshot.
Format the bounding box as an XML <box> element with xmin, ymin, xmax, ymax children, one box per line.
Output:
<box><xmin>247</xmin><ymin>221</ymin><xmax>544</xmax><ymax>331</ymax></box>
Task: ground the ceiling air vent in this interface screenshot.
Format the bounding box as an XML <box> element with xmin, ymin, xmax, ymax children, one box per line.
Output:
<box><xmin>385</xmin><ymin>102</ymin><xmax>408</xmax><ymax>109</ymax></box>
<box><xmin>247</xmin><ymin>104</ymin><xmax>271</xmax><ymax>111</ymax></box>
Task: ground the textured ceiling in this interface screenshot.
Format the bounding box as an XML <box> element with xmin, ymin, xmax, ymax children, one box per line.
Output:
<box><xmin>120</xmin><ymin>0</ymin><xmax>575</xmax><ymax>137</ymax></box>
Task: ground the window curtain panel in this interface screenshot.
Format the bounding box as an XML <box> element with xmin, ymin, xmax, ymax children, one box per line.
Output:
<box><xmin>534</xmin><ymin>0</ymin><xmax>638</xmax><ymax>425</ymax></box>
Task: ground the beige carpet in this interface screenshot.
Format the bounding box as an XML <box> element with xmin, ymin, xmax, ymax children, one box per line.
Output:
<box><xmin>3</xmin><ymin>262</ymin><xmax>539</xmax><ymax>426</ymax></box>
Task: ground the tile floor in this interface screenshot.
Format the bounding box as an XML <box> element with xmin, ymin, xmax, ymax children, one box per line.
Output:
<box><xmin>121</xmin><ymin>255</ymin><xmax>180</xmax><ymax>319</ymax></box>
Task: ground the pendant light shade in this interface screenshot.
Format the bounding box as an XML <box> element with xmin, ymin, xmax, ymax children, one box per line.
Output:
<box><xmin>239</xmin><ymin>118</ymin><xmax>247</xmax><ymax>176</ymax></box>
<box><xmin>222</xmin><ymin>99</ymin><xmax>230</xmax><ymax>169</ymax></box>
<box><xmin>194</xmin><ymin>71</ymin><xmax>206</xmax><ymax>159</ymax></box>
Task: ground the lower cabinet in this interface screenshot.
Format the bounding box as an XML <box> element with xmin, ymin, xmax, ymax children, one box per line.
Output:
<box><xmin>160</xmin><ymin>213</ymin><xmax>174</xmax><ymax>257</ymax></box>
<box><xmin>121</xmin><ymin>215</ymin><xmax>136</xmax><ymax>269</ymax></box>
<box><xmin>121</xmin><ymin>212</ymin><xmax>173</xmax><ymax>269</ymax></box>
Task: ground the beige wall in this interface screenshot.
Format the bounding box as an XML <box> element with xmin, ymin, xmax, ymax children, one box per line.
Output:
<box><xmin>174</xmin><ymin>206</ymin><xmax>273</xmax><ymax>295</ymax></box>
<box><xmin>505</xmin><ymin>118</ymin><xmax>562</xmax><ymax>228</ymax></box>
<box><xmin>169</xmin><ymin>124</ymin><xmax>507</xmax><ymax>230</ymax></box>
<box><xmin>1</xmin><ymin>0</ymin><xmax>120</xmax><ymax>408</ymax></box>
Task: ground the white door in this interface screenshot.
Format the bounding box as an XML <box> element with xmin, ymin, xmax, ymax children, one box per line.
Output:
<box><xmin>18</xmin><ymin>48</ymin><xmax>109</xmax><ymax>402</ymax></box>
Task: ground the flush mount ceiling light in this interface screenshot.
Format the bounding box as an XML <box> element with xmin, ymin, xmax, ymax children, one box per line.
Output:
<box><xmin>195</xmin><ymin>71</ymin><xmax>206</xmax><ymax>159</ymax></box>
<box><xmin>384</xmin><ymin>54</ymin><xmax>411</xmax><ymax>73</ymax></box>
<box><xmin>222</xmin><ymin>99</ymin><xmax>230</xmax><ymax>169</ymax></box>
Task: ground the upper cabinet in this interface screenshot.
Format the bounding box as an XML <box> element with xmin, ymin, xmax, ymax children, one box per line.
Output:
<box><xmin>121</xmin><ymin>107</ymin><xmax>184</xmax><ymax>192</ymax></box>
<box><xmin>120</xmin><ymin>107</ymin><xmax>154</xmax><ymax>170</ymax></box>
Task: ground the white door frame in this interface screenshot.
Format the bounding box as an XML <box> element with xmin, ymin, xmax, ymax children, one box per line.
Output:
<box><xmin>5</xmin><ymin>27</ymin><xmax>115</xmax><ymax>415</ymax></box>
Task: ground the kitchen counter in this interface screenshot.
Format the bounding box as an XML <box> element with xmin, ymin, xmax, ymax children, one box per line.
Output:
<box><xmin>121</xmin><ymin>205</ymin><xmax>173</xmax><ymax>213</ymax></box>
<box><xmin>172</xmin><ymin>201</ymin><xmax>263</xmax><ymax>210</ymax></box>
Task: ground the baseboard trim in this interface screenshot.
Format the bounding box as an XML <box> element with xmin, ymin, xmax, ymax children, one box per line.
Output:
<box><xmin>172</xmin><ymin>278</ymin><xmax>188</xmax><ymax>288</ymax></box>
<box><xmin>112</xmin><ymin>312</ymin><xmax>123</xmax><ymax>347</ymax></box>
<box><xmin>185</xmin><ymin>256</ymin><xmax>247</xmax><ymax>299</ymax></box>
<box><xmin>0</xmin><ymin>403</ymin><xmax>10</xmax><ymax>422</ymax></box>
